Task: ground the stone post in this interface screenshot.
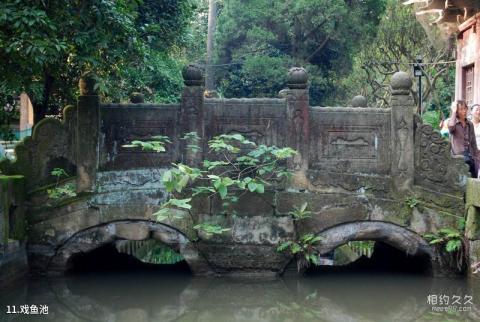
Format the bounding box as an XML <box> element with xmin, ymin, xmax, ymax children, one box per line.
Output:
<box><xmin>179</xmin><ymin>64</ymin><xmax>205</xmax><ymax>166</ymax></box>
<box><xmin>465</xmin><ymin>179</ymin><xmax>480</xmax><ymax>278</ymax></box>
<box><xmin>76</xmin><ymin>73</ymin><xmax>100</xmax><ymax>193</ymax></box>
<box><xmin>390</xmin><ymin>72</ymin><xmax>414</xmax><ymax>192</ymax></box>
<box><xmin>285</xmin><ymin>67</ymin><xmax>310</xmax><ymax>188</ymax></box>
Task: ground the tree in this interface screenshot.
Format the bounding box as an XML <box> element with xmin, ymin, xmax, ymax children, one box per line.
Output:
<box><xmin>339</xmin><ymin>0</ymin><xmax>455</xmax><ymax>113</ymax></box>
<box><xmin>205</xmin><ymin>0</ymin><xmax>218</xmax><ymax>91</ymax></box>
<box><xmin>213</xmin><ymin>0</ymin><xmax>387</xmax><ymax>105</ymax></box>
<box><xmin>125</xmin><ymin>132</ymin><xmax>296</xmax><ymax>236</ymax></box>
<box><xmin>0</xmin><ymin>0</ymin><xmax>195</xmax><ymax>122</ymax></box>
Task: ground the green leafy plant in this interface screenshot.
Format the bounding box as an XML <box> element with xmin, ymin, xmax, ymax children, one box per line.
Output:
<box><xmin>277</xmin><ymin>233</ymin><xmax>323</xmax><ymax>272</ymax></box>
<box><xmin>424</xmin><ymin>228</ymin><xmax>462</xmax><ymax>252</ymax></box>
<box><xmin>347</xmin><ymin>240</ymin><xmax>375</xmax><ymax>258</ymax></box>
<box><xmin>47</xmin><ymin>168</ymin><xmax>76</xmax><ymax>199</ymax></box>
<box><xmin>122</xmin><ymin>135</ymin><xmax>171</xmax><ymax>153</ymax></box>
<box><xmin>288</xmin><ymin>202</ymin><xmax>312</xmax><ymax>221</ymax></box>
<box><xmin>193</xmin><ymin>223</ymin><xmax>231</xmax><ymax>236</ymax></box>
<box><xmin>125</xmin><ymin>132</ymin><xmax>296</xmax><ymax>237</ymax></box>
<box><xmin>424</xmin><ymin>227</ymin><xmax>466</xmax><ymax>271</ymax></box>
<box><xmin>405</xmin><ymin>196</ymin><xmax>419</xmax><ymax>209</ymax></box>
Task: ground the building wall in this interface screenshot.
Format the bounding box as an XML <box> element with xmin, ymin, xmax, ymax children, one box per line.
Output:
<box><xmin>456</xmin><ymin>14</ymin><xmax>480</xmax><ymax>107</ymax></box>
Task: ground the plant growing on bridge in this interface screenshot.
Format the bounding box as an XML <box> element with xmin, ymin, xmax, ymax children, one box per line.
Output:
<box><xmin>125</xmin><ymin>132</ymin><xmax>296</xmax><ymax>236</ymax></box>
<box><xmin>47</xmin><ymin>168</ymin><xmax>76</xmax><ymax>200</ymax></box>
<box><xmin>277</xmin><ymin>233</ymin><xmax>323</xmax><ymax>271</ymax></box>
<box><xmin>424</xmin><ymin>227</ymin><xmax>466</xmax><ymax>272</ymax></box>
<box><xmin>289</xmin><ymin>202</ymin><xmax>313</xmax><ymax>221</ymax></box>
<box><xmin>347</xmin><ymin>240</ymin><xmax>375</xmax><ymax>258</ymax></box>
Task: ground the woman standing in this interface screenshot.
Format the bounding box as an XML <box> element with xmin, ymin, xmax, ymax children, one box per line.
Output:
<box><xmin>448</xmin><ymin>100</ymin><xmax>479</xmax><ymax>177</ymax></box>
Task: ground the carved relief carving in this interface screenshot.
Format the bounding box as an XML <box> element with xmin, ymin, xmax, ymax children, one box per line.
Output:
<box><xmin>414</xmin><ymin>116</ymin><xmax>468</xmax><ymax>192</ymax></box>
<box><xmin>396</xmin><ymin>117</ymin><xmax>409</xmax><ymax>176</ymax></box>
<box><xmin>292</xmin><ymin>109</ymin><xmax>305</xmax><ymax>170</ymax></box>
<box><xmin>416</xmin><ymin>123</ymin><xmax>449</xmax><ymax>183</ymax></box>
<box><xmin>325</xmin><ymin>131</ymin><xmax>376</xmax><ymax>160</ymax></box>
<box><xmin>206</xmin><ymin>117</ymin><xmax>280</xmax><ymax>146</ymax></box>
<box><xmin>101</xmin><ymin>118</ymin><xmax>175</xmax><ymax>170</ymax></box>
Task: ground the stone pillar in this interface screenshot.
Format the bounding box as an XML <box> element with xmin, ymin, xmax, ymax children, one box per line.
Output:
<box><xmin>179</xmin><ymin>64</ymin><xmax>205</xmax><ymax>166</ymax></box>
<box><xmin>76</xmin><ymin>73</ymin><xmax>100</xmax><ymax>193</ymax></box>
<box><xmin>285</xmin><ymin>67</ymin><xmax>310</xmax><ymax>188</ymax></box>
<box><xmin>390</xmin><ymin>71</ymin><xmax>414</xmax><ymax>192</ymax></box>
<box><xmin>465</xmin><ymin>178</ymin><xmax>480</xmax><ymax>278</ymax></box>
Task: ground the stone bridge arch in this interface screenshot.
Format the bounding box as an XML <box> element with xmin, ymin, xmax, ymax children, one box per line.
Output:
<box><xmin>313</xmin><ymin>221</ymin><xmax>435</xmax><ymax>271</ymax></box>
<box><xmin>47</xmin><ymin>220</ymin><xmax>210</xmax><ymax>275</ymax></box>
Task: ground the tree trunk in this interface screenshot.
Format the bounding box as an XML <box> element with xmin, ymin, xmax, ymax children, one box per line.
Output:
<box><xmin>205</xmin><ymin>0</ymin><xmax>218</xmax><ymax>91</ymax></box>
<box><xmin>33</xmin><ymin>73</ymin><xmax>54</xmax><ymax>124</ymax></box>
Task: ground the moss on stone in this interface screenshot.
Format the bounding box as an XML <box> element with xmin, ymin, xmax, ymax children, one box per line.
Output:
<box><xmin>0</xmin><ymin>175</ymin><xmax>26</xmax><ymax>243</ymax></box>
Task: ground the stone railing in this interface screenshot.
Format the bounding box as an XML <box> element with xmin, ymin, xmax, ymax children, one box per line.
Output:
<box><xmin>0</xmin><ymin>66</ymin><xmax>469</xmax><ymax>203</ymax></box>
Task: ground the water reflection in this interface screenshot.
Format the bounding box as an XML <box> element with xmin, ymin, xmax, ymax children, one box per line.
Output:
<box><xmin>1</xmin><ymin>271</ymin><xmax>479</xmax><ymax>322</ymax></box>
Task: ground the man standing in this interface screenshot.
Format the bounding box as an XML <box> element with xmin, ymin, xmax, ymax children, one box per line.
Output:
<box><xmin>448</xmin><ymin>100</ymin><xmax>479</xmax><ymax>177</ymax></box>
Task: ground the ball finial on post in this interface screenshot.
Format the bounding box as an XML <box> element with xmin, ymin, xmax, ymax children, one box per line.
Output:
<box><xmin>182</xmin><ymin>64</ymin><xmax>205</xmax><ymax>86</ymax></box>
<box><xmin>391</xmin><ymin>71</ymin><xmax>412</xmax><ymax>93</ymax></box>
<box><xmin>287</xmin><ymin>67</ymin><xmax>308</xmax><ymax>89</ymax></box>
<box><xmin>79</xmin><ymin>72</ymin><xmax>98</xmax><ymax>96</ymax></box>
<box><xmin>352</xmin><ymin>95</ymin><xmax>367</xmax><ymax>108</ymax></box>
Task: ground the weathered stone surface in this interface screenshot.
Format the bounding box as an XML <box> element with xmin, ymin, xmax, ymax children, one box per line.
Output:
<box><xmin>0</xmin><ymin>110</ymin><xmax>76</xmax><ymax>190</ymax></box>
<box><xmin>99</xmin><ymin>104</ymin><xmax>177</xmax><ymax>170</ymax></box>
<box><xmin>77</xmin><ymin>95</ymin><xmax>100</xmax><ymax>192</ymax></box>
<box><xmin>204</xmin><ymin>98</ymin><xmax>286</xmax><ymax>148</ymax></box>
<box><xmin>287</xmin><ymin>67</ymin><xmax>308</xmax><ymax>89</ymax></box>
<box><xmin>182</xmin><ymin>64</ymin><xmax>204</xmax><ymax>86</ymax></box>
<box><xmin>116</xmin><ymin>309</ymin><xmax>148</xmax><ymax>322</ymax></box>
<box><xmin>1</xmin><ymin>175</ymin><xmax>26</xmax><ymax>244</ymax></box>
<box><xmin>0</xmin><ymin>240</ymin><xmax>28</xmax><ymax>287</ymax></box>
<box><xmin>466</xmin><ymin>205</ymin><xmax>480</xmax><ymax>240</ymax></box>
<box><xmin>308</xmin><ymin>107</ymin><xmax>391</xmax><ymax>175</ymax></box>
<box><xmin>115</xmin><ymin>222</ymin><xmax>150</xmax><ymax>240</ymax></box>
<box><xmin>466</xmin><ymin>178</ymin><xmax>480</xmax><ymax>206</ymax></box>
<box><xmin>391</xmin><ymin>71</ymin><xmax>412</xmax><ymax>91</ymax></box>
<box><xmin>391</xmin><ymin>73</ymin><xmax>415</xmax><ymax>192</ymax></box>
<box><xmin>232</xmin><ymin>216</ymin><xmax>294</xmax><ymax>245</ymax></box>
<box><xmin>414</xmin><ymin>116</ymin><xmax>469</xmax><ymax>195</ymax></box>
<box><xmin>409</xmin><ymin>207</ymin><xmax>458</xmax><ymax>235</ymax></box>
<box><xmin>469</xmin><ymin>240</ymin><xmax>480</xmax><ymax>277</ymax></box>
<box><xmin>351</xmin><ymin>95</ymin><xmax>367</xmax><ymax>107</ymax></box>
<box><xmin>3</xmin><ymin>67</ymin><xmax>472</xmax><ymax>277</ymax></box>
<box><xmin>316</xmin><ymin>221</ymin><xmax>433</xmax><ymax>257</ymax></box>
<box><xmin>210</xmin><ymin>191</ymin><xmax>275</xmax><ymax>217</ymax></box>
<box><xmin>196</xmin><ymin>242</ymin><xmax>290</xmax><ymax>276</ymax></box>
<box><xmin>307</xmin><ymin>170</ymin><xmax>390</xmax><ymax>197</ymax></box>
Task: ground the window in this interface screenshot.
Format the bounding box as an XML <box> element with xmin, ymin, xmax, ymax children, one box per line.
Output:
<box><xmin>463</xmin><ymin>65</ymin><xmax>474</xmax><ymax>107</ymax></box>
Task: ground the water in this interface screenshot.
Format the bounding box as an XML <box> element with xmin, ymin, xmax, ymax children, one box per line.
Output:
<box><xmin>1</xmin><ymin>269</ymin><xmax>479</xmax><ymax>322</ymax></box>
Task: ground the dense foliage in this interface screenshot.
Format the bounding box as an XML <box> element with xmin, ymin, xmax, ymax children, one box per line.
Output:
<box><xmin>339</xmin><ymin>0</ymin><xmax>455</xmax><ymax>111</ymax></box>
<box><xmin>212</xmin><ymin>0</ymin><xmax>387</xmax><ymax>105</ymax></box>
<box><xmin>0</xmin><ymin>0</ymin><xmax>458</xmax><ymax>126</ymax></box>
<box><xmin>0</xmin><ymin>0</ymin><xmax>195</xmax><ymax>121</ymax></box>
<box><xmin>125</xmin><ymin>132</ymin><xmax>296</xmax><ymax>236</ymax></box>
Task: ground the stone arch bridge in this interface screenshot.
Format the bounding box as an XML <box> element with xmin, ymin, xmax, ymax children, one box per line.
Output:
<box><xmin>1</xmin><ymin>66</ymin><xmax>479</xmax><ymax>277</ymax></box>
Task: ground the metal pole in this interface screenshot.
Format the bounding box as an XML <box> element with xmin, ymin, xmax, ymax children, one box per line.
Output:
<box><xmin>419</xmin><ymin>75</ymin><xmax>422</xmax><ymax>116</ymax></box>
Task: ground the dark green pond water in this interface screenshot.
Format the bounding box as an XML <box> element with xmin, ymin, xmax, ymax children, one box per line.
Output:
<box><xmin>1</xmin><ymin>269</ymin><xmax>479</xmax><ymax>322</ymax></box>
